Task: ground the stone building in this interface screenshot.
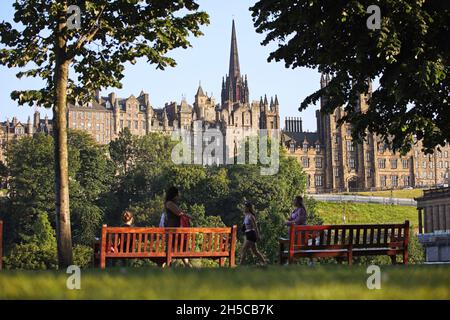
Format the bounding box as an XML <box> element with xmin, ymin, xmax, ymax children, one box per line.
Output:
<box><xmin>416</xmin><ymin>187</ymin><xmax>450</xmax><ymax>262</ymax></box>
<box><xmin>283</xmin><ymin>74</ymin><xmax>450</xmax><ymax>193</ymax></box>
<box><xmin>1</xmin><ymin>20</ymin><xmax>280</xmax><ymax>165</ymax></box>
<box><xmin>0</xmin><ymin>113</ymin><xmax>52</xmax><ymax>163</ymax></box>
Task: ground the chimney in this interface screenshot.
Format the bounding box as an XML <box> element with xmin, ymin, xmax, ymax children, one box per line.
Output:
<box><xmin>108</xmin><ymin>92</ymin><xmax>116</xmax><ymax>106</ymax></box>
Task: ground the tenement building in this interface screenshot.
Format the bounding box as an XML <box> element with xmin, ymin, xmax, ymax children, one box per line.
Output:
<box><xmin>283</xmin><ymin>74</ymin><xmax>450</xmax><ymax>193</ymax></box>
<box><xmin>1</xmin><ymin>20</ymin><xmax>280</xmax><ymax>164</ymax></box>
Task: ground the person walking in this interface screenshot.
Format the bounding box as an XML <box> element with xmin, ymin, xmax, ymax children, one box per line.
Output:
<box><xmin>239</xmin><ymin>202</ymin><xmax>267</xmax><ymax>265</ymax></box>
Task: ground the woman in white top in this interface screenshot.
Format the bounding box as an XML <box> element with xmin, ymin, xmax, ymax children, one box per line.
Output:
<box><xmin>239</xmin><ymin>202</ymin><xmax>267</xmax><ymax>265</ymax></box>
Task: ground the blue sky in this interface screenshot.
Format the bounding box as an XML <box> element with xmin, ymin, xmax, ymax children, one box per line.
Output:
<box><xmin>0</xmin><ymin>0</ymin><xmax>320</xmax><ymax>131</ymax></box>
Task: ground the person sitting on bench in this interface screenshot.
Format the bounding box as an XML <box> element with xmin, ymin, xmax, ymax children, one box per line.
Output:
<box><xmin>286</xmin><ymin>196</ymin><xmax>307</xmax><ymax>227</ymax></box>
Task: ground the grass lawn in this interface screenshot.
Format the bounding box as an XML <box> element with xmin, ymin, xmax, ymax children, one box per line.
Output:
<box><xmin>343</xmin><ymin>189</ymin><xmax>424</xmax><ymax>199</ymax></box>
<box><xmin>315</xmin><ymin>202</ymin><xmax>418</xmax><ymax>227</ymax></box>
<box><xmin>0</xmin><ymin>265</ymin><xmax>449</xmax><ymax>299</ymax></box>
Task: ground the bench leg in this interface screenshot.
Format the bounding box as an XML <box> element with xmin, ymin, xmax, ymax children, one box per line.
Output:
<box><xmin>403</xmin><ymin>250</ymin><xmax>408</xmax><ymax>265</ymax></box>
<box><xmin>347</xmin><ymin>246</ymin><xmax>353</xmax><ymax>266</ymax></box>
<box><xmin>390</xmin><ymin>255</ymin><xmax>397</xmax><ymax>265</ymax></box>
<box><xmin>219</xmin><ymin>258</ymin><xmax>225</xmax><ymax>267</ymax></box>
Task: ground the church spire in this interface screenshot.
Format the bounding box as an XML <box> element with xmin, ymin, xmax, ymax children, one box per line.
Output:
<box><xmin>229</xmin><ymin>19</ymin><xmax>241</xmax><ymax>80</ymax></box>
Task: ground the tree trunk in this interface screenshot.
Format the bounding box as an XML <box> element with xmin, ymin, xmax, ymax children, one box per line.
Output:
<box><xmin>53</xmin><ymin>6</ymin><xmax>73</xmax><ymax>268</ymax></box>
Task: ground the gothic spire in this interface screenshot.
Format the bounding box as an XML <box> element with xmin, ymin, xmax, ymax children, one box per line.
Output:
<box><xmin>229</xmin><ymin>19</ymin><xmax>241</xmax><ymax>80</ymax></box>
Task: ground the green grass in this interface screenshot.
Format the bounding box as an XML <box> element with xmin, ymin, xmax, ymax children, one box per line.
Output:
<box><xmin>342</xmin><ymin>189</ymin><xmax>423</xmax><ymax>199</ymax></box>
<box><xmin>0</xmin><ymin>265</ymin><xmax>449</xmax><ymax>299</ymax></box>
<box><xmin>316</xmin><ymin>202</ymin><xmax>418</xmax><ymax>227</ymax></box>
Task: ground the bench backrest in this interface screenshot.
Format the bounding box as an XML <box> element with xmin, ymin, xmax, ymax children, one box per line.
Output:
<box><xmin>101</xmin><ymin>225</ymin><xmax>237</xmax><ymax>259</ymax></box>
<box><xmin>289</xmin><ymin>221</ymin><xmax>409</xmax><ymax>251</ymax></box>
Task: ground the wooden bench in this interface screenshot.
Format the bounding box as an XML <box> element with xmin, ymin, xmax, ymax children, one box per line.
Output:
<box><xmin>100</xmin><ymin>225</ymin><xmax>237</xmax><ymax>269</ymax></box>
<box><xmin>0</xmin><ymin>220</ymin><xmax>3</xmax><ymax>270</ymax></box>
<box><xmin>279</xmin><ymin>221</ymin><xmax>409</xmax><ymax>265</ymax></box>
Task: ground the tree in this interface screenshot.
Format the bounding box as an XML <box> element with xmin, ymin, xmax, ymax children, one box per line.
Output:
<box><xmin>5</xmin><ymin>131</ymin><xmax>114</xmax><ymax>248</ymax></box>
<box><xmin>0</xmin><ymin>1</ymin><xmax>209</xmax><ymax>267</ymax></box>
<box><xmin>251</xmin><ymin>0</ymin><xmax>450</xmax><ymax>153</ymax></box>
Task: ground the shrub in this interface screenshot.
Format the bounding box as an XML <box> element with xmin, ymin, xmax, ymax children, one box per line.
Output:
<box><xmin>73</xmin><ymin>245</ymin><xmax>94</xmax><ymax>268</ymax></box>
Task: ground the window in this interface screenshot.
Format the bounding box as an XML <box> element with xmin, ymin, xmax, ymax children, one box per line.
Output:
<box><xmin>289</xmin><ymin>142</ymin><xmax>295</xmax><ymax>152</ymax></box>
<box><xmin>391</xmin><ymin>175</ymin><xmax>398</xmax><ymax>187</ymax></box>
<box><xmin>302</xmin><ymin>157</ymin><xmax>309</xmax><ymax>168</ymax></box>
<box><xmin>315</xmin><ymin>157</ymin><xmax>323</xmax><ymax>168</ymax></box>
<box><xmin>315</xmin><ymin>175</ymin><xmax>323</xmax><ymax>187</ymax></box>
<box><xmin>367</xmin><ymin>169</ymin><xmax>372</xmax><ymax>178</ymax></box>
<box><xmin>335</xmin><ymin>136</ymin><xmax>340</xmax><ymax>145</ymax></box>
<box><xmin>378</xmin><ymin>159</ymin><xmax>386</xmax><ymax>169</ymax></box>
<box><xmin>391</xmin><ymin>159</ymin><xmax>397</xmax><ymax>169</ymax></box>
<box><xmin>96</xmin><ymin>123</ymin><xmax>100</xmax><ymax>131</ymax></box>
<box><xmin>315</xmin><ymin>144</ymin><xmax>321</xmax><ymax>152</ymax></box>
<box><xmin>380</xmin><ymin>175</ymin><xmax>387</xmax><ymax>187</ymax></box>
<box><xmin>334</xmin><ymin>168</ymin><xmax>339</xmax><ymax>178</ymax></box>
<box><xmin>430</xmin><ymin>162</ymin><xmax>434</xmax><ymax>169</ymax></box>
<box><xmin>402</xmin><ymin>159</ymin><xmax>409</xmax><ymax>169</ymax></box>
<box><xmin>428</xmin><ymin>172</ymin><xmax>433</xmax><ymax>179</ymax></box>
<box><xmin>134</xmin><ymin>120</ymin><xmax>139</xmax><ymax>130</ymax></box>
<box><xmin>87</xmin><ymin>122</ymin><xmax>92</xmax><ymax>129</ymax></box>
<box><xmin>366</xmin><ymin>153</ymin><xmax>371</xmax><ymax>162</ymax></box>
<box><xmin>378</xmin><ymin>143</ymin><xmax>385</xmax><ymax>153</ymax></box>
<box><xmin>303</xmin><ymin>143</ymin><xmax>308</xmax><ymax>152</ymax></box>
<box><xmin>445</xmin><ymin>151</ymin><xmax>449</xmax><ymax>158</ymax></box>
<box><xmin>349</xmin><ymin>158</ymin><xmax>356</xmax><ymax>169</ymax></box>
<box><xmin>96</xmin><ymin>113</ymin><xmax>100</xmax><ymax>120</ymax></box>
<box><xmin>439</xmin><ymin>161</ymin><xmax>443</xmax><ymax>169</ymax></box>
<box><xmin>346</xmin><ymin>140</ymin><xmax>354</xmax><ymax>152</ymax></box>
<box><xmin>334</xmin><ymin>154</ymin><xmax>339</xmax><ymax>163</ymax></box>
<box><xmin>422</xmin><ymin>161</ymin><xmax>427</xmax><ymax>169</ymax></box>
<box><xmin>127</xmin><ymin>120</ymin><xmax>131</xmax><ymax>128</ymax></box>
<box><xmin>414</xmin><ymin>150</ymin><xmax>419</xmax><ymax>158</ymax></box>
<box><xmin>403</xmin><ymin>176</ymin><xmax>411</xmax><ymax>187</ymax></box>
<box><xmin>445</xmin><ymin>161</ymin><xmax>449</xmax><ymax>169</ymax></box>
<box><xmin>96</xmin><ymin>134</ymin><xmax>100</xmax><ymax>142</ymax></box>
<box><xmin>306</xmin><ymin>175</ymin><xmax>311</xmax><ymax>188</ymax></box>
<box><xmin>120</xmin><ymin>120</ymin><xmax>124</xmax><ymax>129</ymax></box>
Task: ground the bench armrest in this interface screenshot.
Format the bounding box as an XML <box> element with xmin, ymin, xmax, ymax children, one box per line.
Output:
<box><xmin>279</xmin><ymin>237</ymin><xmax>289</xmax><ymax>244</ymax></box>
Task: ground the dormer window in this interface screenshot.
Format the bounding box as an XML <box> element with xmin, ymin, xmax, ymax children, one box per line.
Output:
<box><xmin>289</xmin><ymin>142</ymin><xmax>295</xmax><ymax>152</ymax></box>
<box><xmin>303</xmin><ymin>143</ymin><xmax>308</xmax><ymax>152</ymax></box>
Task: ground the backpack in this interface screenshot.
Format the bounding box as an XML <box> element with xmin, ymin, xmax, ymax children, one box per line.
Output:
<box><xmin>159</xmin><ymin>212</ymin><xmax>167</xmax><ymax>227</ymax></box>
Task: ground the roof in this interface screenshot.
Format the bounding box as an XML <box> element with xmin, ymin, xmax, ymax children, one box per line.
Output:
<box><xmin>283</xmin><ymin>131</ymin><xmax>320</xmax><ymax>146</ymax></box>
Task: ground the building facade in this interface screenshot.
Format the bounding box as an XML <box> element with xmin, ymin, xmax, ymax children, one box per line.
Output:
<box><xmin>283</xmin><ymin>74</ymin><xmax>450</xmax><ymax>193</ymax></box>
<box><xmin>416</xmin><ymin>187</ymin><xmax>450</xmax><ymax>262</ymax></box>
<box><xmin>1</xmin><ymin>20</ymin><xmax>280</xmax><ymax>165</ymax></box>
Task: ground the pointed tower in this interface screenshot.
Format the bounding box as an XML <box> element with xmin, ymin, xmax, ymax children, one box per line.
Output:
<box><xmin>221</xmin><ymin>20</ymin><xmax>249</xmax><ymax>105</ymax></box>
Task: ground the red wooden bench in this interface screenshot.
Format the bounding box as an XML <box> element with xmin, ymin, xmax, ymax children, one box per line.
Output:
<box><xmin>279</xmin><ymin>221</ymin><xmax>409</xmax><ymax>265</ymax></box>
<box><xmin>0</xmin><ymin>220</ymin><xmax>3</xmax><ymax>270</ymax></box>
<box><xmin>100</xmin><ymin>225</ymin><xmax>237</xmax><ymax>269</ymax></box>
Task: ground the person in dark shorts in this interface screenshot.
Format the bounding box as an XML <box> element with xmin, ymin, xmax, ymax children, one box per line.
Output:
<box><xmin>164</xmin><ymin>186</ymin><xmax>192</xmax><ymax>267</ymax></box>
<box><xmin>239</xmin><ymin>202</ymin><xmax>267</xmax><ymax>265</ymax></box>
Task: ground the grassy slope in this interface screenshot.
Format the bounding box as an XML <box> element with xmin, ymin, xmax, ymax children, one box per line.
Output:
<box><xmin>315</xmin><ymin>202</ymin><xmax>418</xmax><ymax>227</ymax></box>
<box><xmin>0</xmin><ymin>265</ymin><xmax>449</xmax><ymax>299</ymax></box>
<box><xmin>343</xmin><ymin>189</ymin><xmax>423</xmax><ymax>199</ymax></box>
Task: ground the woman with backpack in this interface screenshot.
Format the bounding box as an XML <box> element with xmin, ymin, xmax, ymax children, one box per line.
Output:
<box><xmin>239</xmin><ymin>202</ymin><xmax>267</xmax><ymax>265</ymax></box>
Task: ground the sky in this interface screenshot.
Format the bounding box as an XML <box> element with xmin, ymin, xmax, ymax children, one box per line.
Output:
<box><xmin>0</xmin><ymin>0</ymin><xmax>321</xmax><ymax>131</ymax></box>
